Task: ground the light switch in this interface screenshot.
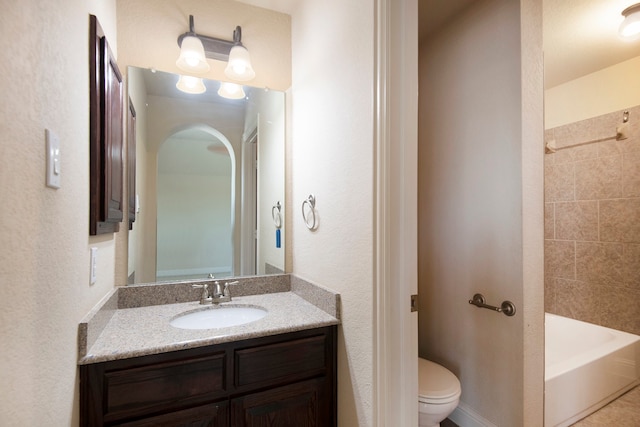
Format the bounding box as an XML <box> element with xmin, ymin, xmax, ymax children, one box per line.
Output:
<box><xmin>45</xmin><ymin>129</ymin><xmax>61</xmax><ymax>189</ymax></box>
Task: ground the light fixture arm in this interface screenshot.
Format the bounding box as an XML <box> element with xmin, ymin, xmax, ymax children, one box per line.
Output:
<box><xmin>233</xmin><ymin>26</ymin><xmax>242</xmax><ymax>45</ymax></box>
<box><xmin>177</xmin><ymin>15</ymin><xmax>242</xmax><ymax>62</ymax></box>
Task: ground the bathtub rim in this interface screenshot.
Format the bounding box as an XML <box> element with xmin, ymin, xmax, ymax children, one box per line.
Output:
<box><xmin>545</xmin><ymin>313</ymin><xmax>640</xmax><ymax>382</ymax></box>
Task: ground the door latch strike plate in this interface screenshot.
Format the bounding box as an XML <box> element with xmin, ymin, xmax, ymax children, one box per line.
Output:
<box><xmin>411</xmin><ymin>294</ymin><xmax>418</xmax><ymax>312</ymax></box>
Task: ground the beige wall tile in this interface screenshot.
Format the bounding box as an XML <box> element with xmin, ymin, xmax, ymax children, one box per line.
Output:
<box><xmin>544</xmin><ymin>276</ymin><xmax>556</xmax><ymax>313</ymax></box>
<box><xmin>575</xmin><ymin>155</ymin><xmax>622</xmax><ymax>200</ymax></box>
<box><xmin>623</xmin><ymin>243</ymin><xmax>640</xmax><ymax>290</ymax></box>
<box><xmin>576</xmin><ymin>242</ymin><xmax>624</xmax><ymax>285</ymax></box>
<box><xmin>555</xmin><ymin>278</ymin><xmax>598</xmax><ymax>324</ymax></box>
<box><xmin>623</xmin><ymin>151</ymin><xmax>640</xmax><ymax>197</ymax></box>
<box><xmin>600</xmin><ymin>198</ymin><xmax>640</xmax><ymax>243</ymax></box>
<box><xmin>555</xmin><ymin>201</ymin><xmax>599</xmax><ymax>241</ymax></box>
<box><xmin>545</xmin><ymin>240</ymin><xmax>575</xmax><ymax>280</ymax></box>
<box><xmin>544</xmin><ymin>203</ymin><xmax>555</xmax><ymax>239</ymax></box>
<box><xmin>545</xmin><ymin>163</ymin><xmax>574</xmax><ymax>201</ymax></box>
<box><xmin>545</xmin><ymin>106</ymin><xmax>640</xmax><ymax>334</ymax></box>
<box><xmin>598</xmin><ymin>286</ymin><xmax>640</xmax><ymax>335</ymax></box>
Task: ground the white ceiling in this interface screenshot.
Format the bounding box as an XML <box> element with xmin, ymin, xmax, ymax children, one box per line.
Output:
<box><xmin>419</xmin><ymin>0</ymin><xmax>640</xmax><ymax>88</ymax></box>
<box><xmin>542</xmin><ymin>0</ymin><xmax>640</xmax><ymax>88</ymax></box>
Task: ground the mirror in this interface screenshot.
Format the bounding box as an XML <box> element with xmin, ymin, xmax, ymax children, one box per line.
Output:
<box><xmin>127</xmin><ymin>67</ymin><xmax>285</xmax><ymax>284</ymax></box>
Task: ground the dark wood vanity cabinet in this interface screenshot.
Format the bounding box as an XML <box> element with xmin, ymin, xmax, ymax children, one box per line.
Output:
<box><xmin>80</xmin><ymin>326</ymin><xmax>336</xmax><ymax>427</ymax></box>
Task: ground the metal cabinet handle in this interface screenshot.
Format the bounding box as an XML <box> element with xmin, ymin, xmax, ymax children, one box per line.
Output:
<box><xmin>468</xmin><ymin>293</ymin><xmax>516</xmax><ymax>317</ymax></box>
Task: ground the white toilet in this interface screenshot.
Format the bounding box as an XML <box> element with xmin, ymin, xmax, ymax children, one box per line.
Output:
<box><xmin>418</xmin><ymin>358</ymin><xmax>462</xmax><ymax>427</ymax></box>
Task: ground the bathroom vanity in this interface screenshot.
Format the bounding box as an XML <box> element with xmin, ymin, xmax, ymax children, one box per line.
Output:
<box><xmin>80</xmin><ymin>326</ymin><xmax>336</xmax><ymax>426</ymax></box>
<box><xmin>78</xmin><ymin>276</ymin><xmax>339</xmax><ymax>426</ymax></box>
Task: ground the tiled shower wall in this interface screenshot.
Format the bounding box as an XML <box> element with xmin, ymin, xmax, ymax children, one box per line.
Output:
<box><xmin>544</xmin><ymin>105</ymin><xmax>640</xmax><ymax>336</ymax></box>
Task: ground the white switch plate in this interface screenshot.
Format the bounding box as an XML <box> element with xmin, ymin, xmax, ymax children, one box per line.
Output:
<box><xmin>90</xmin><ymin>247</ymin><xmax>97</xmax><ymax>285</ymax></box>
<box><xmin>45</xmin><ymin>129</ymin><xmax>61</xmax><ymax>189</ymax></box>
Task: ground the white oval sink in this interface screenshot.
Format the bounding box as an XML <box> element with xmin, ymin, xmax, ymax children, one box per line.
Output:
<box><xmin>170</xmin><ymin>306</ymin><xmax>267</xmax><ymax>330</ymax></box>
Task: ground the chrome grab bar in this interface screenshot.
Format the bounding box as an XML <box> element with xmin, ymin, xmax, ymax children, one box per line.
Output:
<box><xmin>468</xmin><ymin>293</ymin><xmax>516</xmax><ymax>317</ymax></box>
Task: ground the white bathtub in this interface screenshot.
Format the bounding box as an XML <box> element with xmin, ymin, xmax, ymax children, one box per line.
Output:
<box><xmin>545</xmin><ymin>313</ymin><xmax>640</xmax><ymax>427</ymax></box>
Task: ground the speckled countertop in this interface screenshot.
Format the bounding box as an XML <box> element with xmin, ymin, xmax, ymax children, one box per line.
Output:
<box><xmin>78</xmin><ymin>275</ymin><xmax>340</xmax><ymax>365</ymax></box>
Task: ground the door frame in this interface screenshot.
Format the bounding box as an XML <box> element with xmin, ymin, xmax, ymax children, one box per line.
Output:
<box><xmin>373</xmin><ymin>0</ymin><xmax>419</xmax><ymax>425</ymax></box>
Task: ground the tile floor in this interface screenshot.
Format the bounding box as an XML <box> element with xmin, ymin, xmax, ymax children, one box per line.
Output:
<box><xmin>440</xmin><ymin>386</ymin><xmax>640</xmax><ymax>427</ymax></box>
<box><xmin>571</xmin><ymin>385</ymin><xmax>640</xmax><ymax>426</ymax></box>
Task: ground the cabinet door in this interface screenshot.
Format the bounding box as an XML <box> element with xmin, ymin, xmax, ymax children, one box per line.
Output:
<box><xmin>89</xmin><ymin>14</ymin><xmax>124</xmax><ymax>235</ymax></box>
<box><xmin>101</xmin><ymin>38</ymin><xmax>124</xmax><ymax>226</ymax></box>
<box><xmin>231</xmin><ymin>378</ymin><xmax>331</xmax><ymax>427</ymax></box>
<box><xmin>117</xmin><ymin>401</ymin><xmax>228</xmax><ymax>427</ymax></box>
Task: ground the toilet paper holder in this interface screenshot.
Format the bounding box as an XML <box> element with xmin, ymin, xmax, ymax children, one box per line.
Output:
<box><xmin>468</xmin><ymin>293</ymin><xmax>516</xmax><ymax>317</ymax></box>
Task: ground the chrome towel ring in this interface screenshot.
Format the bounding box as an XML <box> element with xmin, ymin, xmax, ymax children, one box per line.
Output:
<box><xmin>302</xmin><ymin>194</ymin><xmax>317</xmax><ymax>230</ymax></box>
<box><xmin>272</xmin><ymin>201</ymin><xmax>282</xmax><ymax>228</ymax></box>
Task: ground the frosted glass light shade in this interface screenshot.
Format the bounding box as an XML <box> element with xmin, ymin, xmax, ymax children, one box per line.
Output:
<box><xmin>176</xmin><ymin>36</ymin><xmax>210</xmax><ymax>73</ymax></box>
<box><xmin>176</xmin><ymin>75</ymin><xmax>206</xmax><ymax>94</ymax></box>
<box><xmin>218</xmin><ymin>82</ymin><xmax>245</xmax><ymax>99</ymax></box>
<box><xmin>224</xmin><ymin>45</ymin><xmax>255</xmax><ymax>81</ymax></box>
<box><xmin>620</xmin><ymin>4</ymin><xmax>640</xmax><ymax>40</ymax></box>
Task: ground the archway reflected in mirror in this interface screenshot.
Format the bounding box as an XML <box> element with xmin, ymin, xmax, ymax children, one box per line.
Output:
<box><xmin>156</xmin><ymin>127</ymin><xmax>236</xmax><ymax>281</ymax></box>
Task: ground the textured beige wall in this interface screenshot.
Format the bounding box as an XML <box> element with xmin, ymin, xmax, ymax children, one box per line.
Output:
<box><xmin>289</xmin><ymin>0</ymin><xmax>375</xmax><ymax>425</ymax></box>
<box><xmin>545</xmin><ymin>104</ymin><xmax>640</xmax><ymax>335</ymax></box>
<box><xmin>0</xmin><ymin>1</ymin><xmax>118</xmax><ymax>425</ymax></box>
<box><xmin>418</xmin><ymin>0</ymin><xmax>543</xmax><ymax>425</ymax></box>
<box><xmin>545</xmin><ymin>55</ymin><xmax>640</xmax><ymax>129</ymax></box>
<box><xmin>116</xmin><ymin>0</ymin><xmax>291</xmax><ymax>91</ymax></box>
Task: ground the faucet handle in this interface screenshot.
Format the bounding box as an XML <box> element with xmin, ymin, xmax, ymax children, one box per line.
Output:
<box><xmin>192</xmin><ymin>284</ymin><xmax>210</xmax><ymax>304</ymax></box>
<box><xmin>223</xmin><ymin>281</ymin><xmax>239</xmax><ymax>297</ymax></box>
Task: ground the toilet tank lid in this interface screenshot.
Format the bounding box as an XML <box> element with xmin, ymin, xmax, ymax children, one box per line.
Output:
<box><xmin>418</xmin><ymin>358</ymin><xmax>461</xmax><ymax>400</ymax></box>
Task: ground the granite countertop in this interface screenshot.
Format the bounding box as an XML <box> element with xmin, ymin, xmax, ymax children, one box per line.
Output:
<box><xmin>78</xmin><ymin>275</ymin><xmax>340</xmax><ymax>365</ymax></box>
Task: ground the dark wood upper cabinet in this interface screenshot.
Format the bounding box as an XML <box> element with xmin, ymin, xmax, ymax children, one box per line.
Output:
<box><xmin>89</xmin><ymin>14</ymin><xmax>124</xmax><ymax>235</ymax></box>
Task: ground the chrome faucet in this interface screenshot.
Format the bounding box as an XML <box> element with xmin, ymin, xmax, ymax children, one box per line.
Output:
<box><xmin>211</xmin><ymin>280</ymin><xmax>238</xmax><ymax>304</ymax></box>
<box><xmin>193</xmin><ymin>279</ymin><xmax>238</xmax><ymax>305</ymax></box>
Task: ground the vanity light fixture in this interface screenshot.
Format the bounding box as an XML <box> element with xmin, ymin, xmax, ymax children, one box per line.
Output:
<box><xmin>176</xmin><ymin>15</ymin><xmax>256</xmax><ymax>81</ymax></box>
<box><xmin>176</xmin><ymin>33</ymin><xmax>210</xmax><ymax>73</ymax></box>
<box><xmin>176</xmin><ymin>75</ymin><xmax>206</xmax><ymax>94</ymax></box>
<box><xmin>218</xmin><ymin>81</ymin><xmax>246</xmax><ymax>99</ymax></box>
<box><xmin>224</xmin><ymin>39</ymin><xmax>256</xmax><ymax>81</ymax></box>
<box><xmin>619</xmin><ymin>3</ymin><xmax>640</xmax><ymax>40</ymax></box>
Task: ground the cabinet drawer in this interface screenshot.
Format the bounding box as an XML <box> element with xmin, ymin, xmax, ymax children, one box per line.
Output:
<box><xmin>235</xmin><ymin>334</ymin><xmax>326</xmax><ymax>388</ymax></box>
<box><xmin>104</xmin><ymin>352</ymin><xmax>226</xmax><ymax>421</ymax></box>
